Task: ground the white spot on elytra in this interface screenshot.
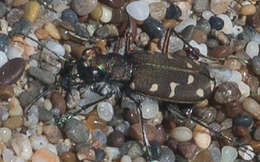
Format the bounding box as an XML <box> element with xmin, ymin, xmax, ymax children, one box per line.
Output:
<box><xmin>169</xmin><ymin>82</ymin><xmax>179</xmax><ymax>98</ymax></box>
<box><xmin>149</xmin><ymin>83</ymin><xmax>158</xmax><ymax>92</ymax></box>
<box><xmin>187</xmin><ymin>62</ymin><xmax>192</xmax><ymax>68</ymax></box>
<box><xmin>196</xmin><ymin>88</ymin><xmax>204</xmax><ymax>97</ymax></box>
<box><xmin>130</xmin><ymin>82</ymin><xmax>135</xmax><ymax>90</ymax></box>
<box><xmin>187</xmin><ymin>75</ymin><xmax>194</xmax><ymax>84</ymax></box>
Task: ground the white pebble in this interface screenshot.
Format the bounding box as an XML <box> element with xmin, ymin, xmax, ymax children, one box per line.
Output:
<box><xmin>45</xmin><ymin>143</ymin><xmax>58</xmax><ymax>155</ymax></box>
<box><xmin>105</xmin><ymin>147</ymin><xmax>121</xmax><ymax>161</ymax></box>
<box><xmin>202</xmin><ymin>10</ymin><xmax>214</xmax><ymax>20</ymax></box>
<box><xmin>175</xmin><ymin>18</ymin><xmax>197</xmax><ymax>32</ymax></box>
<box><xmin>232</xmin><ymin>25</ymin><xmax>243</xmax><ymax>37</ymax></box>
<box><xmin>121</xmin><ymin>155</ymin><xmax>132</xmax><ymax>162</ymax></box>
<box><xmin>2</xmin><ymin>148</ymin><xmax>15</xmax><ymax>162</ymax></box>
<box><xmin>11</xmin><ymin>133</ymin><xmax>33</xmax><ymax>160</ymax></box>
<box><xmin>217</xmin><ymin>14</ymin><xmax>233</xmax><ymax>34</ymax></box>
<box><xmin>0</xmin><ymin>51</ymin><xmax>8</xmax><ymax>68</ymax></box>
<box><xmin>46</xmin><ymin>40</ymin><xmax>65</xmax><ymax>57</ymax></box>
<box><xmin>252</xmin><ymin>33</ymin><xmax>260</xmax><ymax>44</ymax></box>
<box><xmin>24</xmin><ymin>33</ymin><xmax>39</xmax><ymax>48</ymax></box>
<box><xmin>126</xmin><ymin>1</ymin><xmax>150</xmax><ymax>21</ymax></box>
<box><xmin>237</xmin><ymin>81</ymin><xmax>250</xmax><ymax>99</ymax></box>
<box><xmin>171</xmin><ymin>126</ymin><xmax>192</xmax><ymax>142</ymax></box>
<box><xmin>141</xmin><ymin>97</ymin><xmax>159</xmax><ymax>119</ymax></box>
<box><xmin>140</xmin><ymin>0</ymin><xmax>161</xmax><ymax>4</ymax></box>
<box><xmin>228</xmin><ymin>71</ymin><xmax>242</xmax><ymax>83</ymax></box>
<box><xmin>238</xmin><ymin>145</ymin><xmax>255</xmax><ymax>161</ymax></box>
<box><xmin>189</xmin><ymin>40</ymin><xmax>208</xmax><ymax>56</ymax></box>
<box><xmin>0</xmin><ymin>127</ymin><xmax>12</xmax><ymax>143</ymax></box>
<box><xmin>6</xmin><ymin>46</ymin><xmax>23</xmax><ymax>60</ymax></box>
<box><xmin>97</xmin><ymin>101</ymin><xmax>114</xmax><ymax>121</ymax></box>
<box><xmin>100</xmin><ymin>5</ymin><xmax>112</xmax><ymax>23</ymax></box>
<box><xmin>246</xmin><ymin>41</ymin><xmax>259</xmax><ymax>59</ymax></box>
<box><xmin>30</xmin><ymin>135</ymin><xmax>48</xmax><ymax>150</ymax></box>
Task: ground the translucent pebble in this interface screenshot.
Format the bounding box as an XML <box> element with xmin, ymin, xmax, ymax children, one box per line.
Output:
<box><xmin>100</xmin><ymin>5</ymin><xmax>112</xmax><ymax>23</ymax></box>
<box><xmin>237</xmin><ymin>81</ymin><xmax>250</xmax><ymax>99</ymax></box>
<box><xmin>189</xmin><ymin>40</ymin><xmax>208</xmax><ymax>56</ymax></box>
<box><xmin>141</xmin><ymin>97</ymin><xmax>159</xmax><ymax>119</ymax></box>
<box><xmin>170</xmin><ymin>126</ymin><xmax>192</xmax><ymax>142</ymax></box>
<box><xmin>11</xmin><ymin>133</ymin><xmax>33</xmax><ymax>160</ymax></box>
<box><xmin>97</xmin><ymin>101</ymin><xmax>114</xmax><ymax>121</ymax></box>
<box><xmin>31</xmin><ymin>148</ymin><xmax>59</xmax><ymax>162</ymax></box>
<box><xmin>126</xmin><ymin>1</ymin><xmax>150</xmax><ymax>21</ymax></box>
<box><xmin>202</xmin><ymin>10</ymin><xmax>214</xmax><ymax>20</ymax></box>
<box><xmin>2</xmin><ymin>148</ymin><xmax>15</xmax><ymax>162</ymax></box>
<box><xmin>92</xmin><ymin>129</ymin><xmax>107</xmax><ymax>146</ymax></box>
<box><xmin>221</xmin><ymin>146</ymin><xmax>238</xmax><ymax>162</ymax></box>
<box><xmin>238</xmin><ymin>145</ymin><xmax>255</xmax><ymax>161</ymax></box>
<box><xmin>30</xmin><ymin>135</ymin><xmax>48</xmax><ymax>150</ymax></box>
<box><xmin>105</xmin><ymin>147</ymin><xmax>121</xmax><ymax>161</ymax></box>
<box><xmin>217</xmin><ymin>14</ymin><xmax>233</xmax><ymax>34</ymax></box>
<box><xmin>208</xmin><ymin>66</ymin><xmax>232</xmax><ymax>85</ymax></box>
<box><xmin>0</xmin><ymin>51</ymin><xmax>8</xmax><ymax>68</ymax></box>
<box><xmin>228</xmin><ymin>71</ymin><xmax>242</xmax><ymax>83</ymax></box>
<box><xmin>46</xmin><ymin>40</ymin><xmax>65</xmax><ymax>57</ymax></box>
<box><xmin>246</xmin><ymin>41</ymin><xmax>259</xmax><ymax>59</ymax></box>
<box><xmin>252</xmin><ymin>33</ymin><xmax>260</xmax><ymax>44</ymax></box>
<box><xmin>175</xmin><ymin>18</ymin><xmax>197</xmax><ymax>32</ymax></box>
<box><xmin>0</xmin><ymin>127</ymin><xmax>12</xmax><ymax>143</ymax></box>
<box><xmin>121</xmin><ymin>155</ymin><xmax>132</xmax><ymax>162</ymax></box>
<box><xmin>9</xmin><ymin>97</ymin><xmax>23</xmax><ymax>116</ymax></box>
<box><xmin>6</xmin><ymin>46</ymin><xmax>23</xmax><ymax>60</ymax></box>
<box><xmin>24</xmin><ymin>33</ymin><xmax>38</xmax><ymax>48</ymax></box>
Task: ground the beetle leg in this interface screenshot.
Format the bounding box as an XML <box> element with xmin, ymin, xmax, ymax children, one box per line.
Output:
<box><xmin>162</xmin><ymin>28</ymin><xmax>171</xmax><ymax>55</ymax></box>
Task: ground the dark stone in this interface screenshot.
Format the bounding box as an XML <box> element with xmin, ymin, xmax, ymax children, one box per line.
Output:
<box><xmin>209</xmin><ymin>16</ymin><xmax>224</xmax><ymax>30</ymax></box>
<box><xmin>142</xmin><ymin>16</ymin><xmax>165</xmax><ymax>38</ymax></box>
<box><xmin>62</xmin><ymin>9</ymin><xmax>78</xmax><ymax>25</ymax></box>
<box><xmin>99</xmin><ymin>0</ymin><xmax>126</xmax><ymax>8</ymax></box>
<box><xmin>0</xmin><ymin>33</ymin><xmax>9</xmax><ymax>53</ymax></box>
<box><xmin>6</xmin><ymin>8</ymin><xmax>24</xmax><ymax>26</ymax></box>
<box><xmin>0</xmin><ymin>58</ymin><xmax>26</xmax><ymax>86</ymax></box>
<box><xmin>38</xmin><ymin>107</ymin><xmax>53</xmax><ymax>122</ymax></box>
<box><xmin>28</xmin><ymin>67</ymin><xmax>55</xmax><ymax>85</ymax></box>
<box><xmin>214</xmin><ymin>82</ymin><xmax>241</xmax><ymax>104</ymax></box>
<box><xmin>95</xmin><ymin>148</ymin><xmax>105</xmax><ymax>161</ymax></box>
<box><xmin>233</xmin><ymin>115</ymin><xmax>253</xmax><ymax>127</ymax></box>
<box><xmin>9</xmin><ymin>18</ymin><xmax>32</xmax><ymax>36</ymax></box>
<box><xmin>150</xmin><ymin>141</ymin><xmax>161</xmax><ymax>160</ymax></box>
<box><xmin>165</xmin><ymin>4</ymin><xmax>182</xmax><ymax>19</ymax></box>
<box><xmin>252</xmin><ymin>56</ymin><xmax>260</xmax><ymax>76</ymax></box>
<box><xmin>107</xmin><ymin>130</ymin><xmax>125</xmax><ymax>147</ymax></box>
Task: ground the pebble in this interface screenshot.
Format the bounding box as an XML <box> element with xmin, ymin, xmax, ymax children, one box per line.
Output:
<box><xmin>178</xmin><ymin>142</ymin><xmax>198</xmax><ymax>160</ymax></box>
<box><xmin>189</xmin><ymin>40</ymin><xmax>208</xmax><ymax>56</ymax></box>
<box><xmin>209</xmin><ymin>145</ymin><xmax>221</xmax><ymax>162</ymax></box>
<box><xmin>60</xmin><ymin>152</ymin><xmax>77</xmax><ymax>162</ymax></box>
<box><xmin>233</xmin><ymin>115</ymin><xmax>253</xmax><ymax>127</ymax></box>
<box><xmin>221</xmin><ymin>146</ymin><xmax>238</xmax><ymax>162</ymax></box>
<box><xmin>61</xmin><ymin>9</ymin><xmax>78</xmax><ymax>25</ymax></box>
<box><xmin>0</xmin><ymin>58</ymin><xmax>26</xmax><ymax>86</ymax></box>
<box><xmin>99</xmin><ymin>0</ymin><xmax>126</xmax><ymax>8</ymax></box>
<box><xmin>140</xmin><ymin>97</ymin><xmax>159</xmax><ymax>119</ymax></box>
<box><xmin>44</xmin><ymin>23</ymin><xmax>61</xmax><ymax>40</ymax></box>
<box><xmin>209</xmin><ymin>16</ymin><xmax>224</xmax><ymax>30</ymax></box>
<box><xmin>120</xmin><ymin>141</ymin><xmax>144</xmax><ymax>159</ymax></box>
<box><xmin>0</xmin><ymin>33</ymin><xmax>9</xmax><ymax>53</ymax></box>
<box><xmin>51</xmin><ymin>92</ymin><xmax>66</xmax><ymax>114</ymax></box>
<box><xmin>193</xmin><ymin>124</ymin><xmax>211</xmax><ymax>149</ymax></box>
<box><xmin>90</xmin><ymin>2</ymin><xmax>103</xmax><ymax>21</ymax></box>
<box><xmin>193</xmin><ymin>0</ymin><xmax>209</xmax><ymax>13</ymax></box>
<box><xmin>64</xmin><ymin>119</ymin><xmax>89</xmax><ymax>143</ymax></box>
<box><xmin>30</xmin><ymin>135</ymin><xmax>48</xmax><ymax>150</ymax></box>
<box><xmin>7</xmin><ymin>46</ymin><xmax>24</xmax><ymax>59</ymax></box>
<box><xmin>240</xmin><ymin>4</ymin><xmax>256</xmax><ymax>16</ymax></box>
<box><xmin>43</xmin><ymin>125</ymin><xmax>63</xmax><ymax>144</ymax></box>
<box><xmin>214</xmin><ymin>82</ymin><xmax>241</xmax><ymax>104</ymax></box>
<box><xmin>9</xmin><ymin>97</ymin><xmax>23</xmax><ymax>116</ymax></box>
<box><xmin>6</xmin><ymin>8</ymin><xmax>24</xmax><ymax>26</ymax></box>
<box><xmin>242</xmin><ymin>97</ymin><xmax>260</xmax><ymax>120</ymax></box>
<box><xmin>142</xmin><ymin>16</ymin><xmax>165</xmax><ymax>38</ymax></box>
<box><xmin>72</xmin><ymin>0</ymin><xmax>97</xmax><ymax>16</ymax></box>
<box><xmin>170</xmin><ymin>126</ymin><xmax>192</xmax><ymax>142</ymax></box>
<box><xmin>12</xmin><ymin>0</ymin><xmax>28</xmax><ymax>7</ymax></box>
<box><xmin>31</xmin><ymin>148</ymin><xmax>59</xmax><ymax>162</ymax></box>
<box><xmin>97</xmin><ymin>101</ymin><xmax>114</xmax><ymax>121</ymax></box>
<box><xmin>165</xmin><ymin>4</ymin><xmax>182</xmax><ymax>20</ymax></box>
<box><xmin>121</xmin><ymin>155</ymin><xmax>132</xmax><ymax>162</ymax></box>
<box><xmin>238</xmin><ymin>145</ymin><xmax>255</xmax><ymax>161</ymax></box>
<box><xmin>254</xmin><ymin>126</ymin><xmax>260</xmax><ymax>140</ymax></box>
<box><xmin>0</xmin><ymin>51</ymin><xmax>8</xmax><ymax>68</ymax></box>
<box><xmin>0</xmin><ymin>127</ymin><xmax>12</xmax><ymax>143</ymax></box>
<box><xmin>28</xmin><ymin>67</ymin><xmax>55</xmax><ymax>85</ymax></box>
<box><xmin>23</xmin><ymin>1</ymin><xmax>40</xmax><ymax>23</ymax></box>
<box><xmin>126</xmin><ymin>1</ymin><xmax>149</xmax><ymax>21</ymax></box>
<box><xmin>210</xmin><ymin>0</ymin><xmax>230</xmax><ymax>14</ymax></box>
<box><xmin>252</xmin><ymin>56</ymin><xmax>260</xmax><ymax>76</ymax></box>
<box><xmin>11</xmin><ymin>133</ymin><xmax>33</xmax><ymax>160</ymax></box>
<box><xmin>246</xmin><ymin>41</ymin><xmax>259</xmax><ymax>59</ymax></box>
<box><xmin>149</xmin><ymin>2</ymin><xmax>167</xmax><ymax>21</ymax></box>
<box><xmin>175</xmin><ymin>18</ymin><xmax>197</xmax><ymax>32</ymax></box>
<box><xmin>100</xmin><ymin>5</ymin><xmax>113</xmax><ymax>23</ymax></box>
<box><xmin>129</xmin><ymin>123</ymin><xmax>157</xmax><ymax>142</ymax></box>
<box><xmin>192</xmin><ymin>150</ymin><xmax>213</xmax><ymax>162</ymax></box>
<box><xmin>0</xmin><ymin>2</ymin><xmax>6</xmax><ymax>18</ymax></box>
<box><xmin>10</xmin><ymin>18</ymin><xmax>32</xmax><ymax>36</ymax></box>
<box><xmin>217</xmin><ymin>14</ymin><xmax>233</xmax><ymax>34</ymax></box>
<box><xmin>0</xmin><ymin>85</ymin><xmax>14</xmax><ymax>100</ymax></box>
<box><xmin>3</xmin><ymin>116</ymin><xmax>23</xmax><ymax>129</ymax></box>
<box><xmin>38</xmin><ymin>107</ymin><xmax>53</xmax><ymax>122</ymax></box>
<box><xmin>46</xmin><ymin>40</ymin><xmax>65</xmax><ymax>57</ymax></box>
<box><xmin>107</xmin><ymin>130</ymin><xmax>125</xmax><ymax>147</ymax></box>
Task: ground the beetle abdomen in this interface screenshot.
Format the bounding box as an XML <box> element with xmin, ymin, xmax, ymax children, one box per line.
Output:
<box><xmin>129</xmin><ymin>52</ymin><xmax>214</xmax><ymax>103</ymax></box>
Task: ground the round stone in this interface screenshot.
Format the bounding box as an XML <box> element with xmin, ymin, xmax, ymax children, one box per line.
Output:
<box><xmin>165</xmin><ymin>4</ymin><xmax>182</xmax><ymax>19</ymax></box>
<box><xmin>242</xmin><ymin>97</ymin><xmax>260</xmax><ymax>120</ymax></box>
<box><xmin>126</xmin><ymin>1</ymin><xmax>150</xmax><ymax>21</ymax></box>
<box><xmin>170</xmin><ymin>126</ymin><xmax>192</xmax><ymax>142</ymax></box>
<box><xmin>100</xmin><ymin>4</ymin><xmax>112</xmax><ymax>23</ymax></box>
<box><xmin>142</xmin><ymin>16</ymin><xmax>166</xmax><ymax>38</ymax></box>
<box><xmin>0</xmin><ymin>33</ymin><xmax>9</xmax><ymax>53</ymax></box>
<box><xmin>193</xmin><ymin>124</ymin><xmax>211</xmax><ymax>149</ymax></box>
<box><xmin>141</xmin><ymin>97</ymin><xmax>159</xmax><ymax>119</ymax></box>
<box><xmin>97</xmin><ymin>101</ymin><xmax>114</xmax><ymax>121</ymax></box>
<box><xmin>214</xmin><ymin>82</ymin><xmax>241</xmax><ymax>104</ymax></box>
<box><xmin>24</xmin><ymin>0</ymin><xmax>40</xmax><ymax>23</ymax></box>
<box><xmin>221</xmin><ymin>146</ymin><xmax>238</xmax><ymax>162</ymax></box>
<box><xmin>107</xmin><ymin>130</ymin><xmax>125</xmax><ymax>147</ymax></box>
<box><xmin>62</xmin><ymin>9</ymin><xmax>78</xmax><ymax>25</ymax></box>
<box><xmin>0</xmin><ymin>127</ymin><xmax>12</xmax><ymax>143</ymax></box>
<box><xmin>217</xmin><ymin>14</ymin><xmax>233</xmax><ymax>34</ymax></box>
<box><xmin>64</xmin><ymin>119</ymin><xmax>89</xmax><ymax>143</ymax></box>
<box><xmin>72</xmin><ymin>0</ymin><xmax>98</xmax><ymax>16</ymax></box>
<box><xmin>32</xmin><ymin>148</ymin><xmax>59</xmax><ymax>162</ymax></box>
<box><xmin>238</xmin><ymin>145</ymin><xmax>255</xmax><ymax>161</ymax></box>
<box><xmin>254</xmin><ymin>127</ymin><xmax>260</xmax><ymax>140</ymax></box>
<box><xmin>240</xmin><ymin>4</ymin><xmax>256</xmax><ymax>16</ymax></box>
<box><xmin>246</xmin><ymin>41</ymin><xmax>259</xmax><ymax>59</ymax></box>
<box><xmin>252</xmin><ymin>56</ymin><xmax>260</xmax><ymax>76</ymax></box>
<box><xmin>209</xmin><ymin>16</ymin><xmax>224</xmax><ymax>30</ymax></box>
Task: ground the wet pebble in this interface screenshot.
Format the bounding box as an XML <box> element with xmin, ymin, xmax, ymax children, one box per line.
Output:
<box><xmin>64</xmin><ymin>119</ymin><xmax>89</xmax><ymax>143</ymax></box>
<box><xmin>0</xmin><ymin>33</ymin><xmax>9</xmax><ymax>53</ymax></box>
<box><xmin>28</xmin><ymin>67</ymin><xmax>55</xmax><ymax>85</ymax></box>
<box><xmin>209</xmin><ymin>16</ymin><xmax>224</xmax><ymax>30</ymax></box>
<box><xmin>24</xmin><ymin>1</ymin><xmax>40</xmax><ymax>23</ymax></box>
<box><xmin>129</xmin><ymin>123</ymin><xmax>157</xmax><ymax>142</ymax></box>
<box><xmin>142</xmin><ymin>16</ymin><xmax>165</xmax><ymax>38</ymax></box>
<box><xmin>32</xmin><ymin>148</ymin><xmax>59</xmax><ymax>162</ymax></box>
<box><xmin>221</xmin><ymin>146</ymin><xmax>238</xmax><ymax>162</ymax></box>
<box><xmin>0</xmin><ymin>58</ymin><xmax>26</xmax><ymax>86</ymax></box>
<box><xmin>62</xmin><ymin>9</ymin><xmax>78</xmax><ymax>25</ymax></box>
<box><xmin>242</xmin><ymin>97</ymin><xmax>260</xmax><ymax>120</ymax></box>
<box><xmin>214</xmin><ymin>82</ymin><xmax>241</xmax><ymax>104</ymax></box>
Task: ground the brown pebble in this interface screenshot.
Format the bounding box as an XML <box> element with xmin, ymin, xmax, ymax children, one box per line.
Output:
<box><xmin>250</xmin><ymin>140</ymin><xmax>260</xmax><ymax>152</ymax></box>
<box><xmin>123</xmin><ymin>108</ymin><xmax>139</xmax><ymax>124</ymax></box>
<box><xmin>44</xmin><ymin>22</ymin><xmax>61</xmax><ymax>40</ymax></box>
<box><xmin>35</xmin><ymin>28</ymin><xmax>49</xmax><ymax>40</ymax></box>
<box><xmin>178</xmin><ymin>142</ymin><xmax>198</xmax><ymax>160</ymax></box>
<box><xmin>0</xmin><ymin>58</ymin><xmax>26</xmax><ymax>86</ymax></box>
<box><xmin>51</xmin><ymin>92</ymin><xmax>66</xmax><ymax>114</ymax></box>
<box><xmin>233</xmin><ymin>126</ymin><xmax>250</xmax><ymax>137</ymax></box>
<box><xmin>163</xmin><ymin>19</ymin><xmax>178</xmax><ymax>29</ymax></box>
<box><xmin>0</xmin><ymin>85</ymin><xmax>14</xmax><ymax>100</ymax></box>
<box><xmin>191</xmin><ymin>149</ymin><xmax>213</xmax><ymax>162</ymax></box>
<box><xmin>90</xmin><ymin>2</ymin><xmax>103</xmax><ymax>21</ymax></box>
<box><xmin>107</xmin><ymin>130</ymin><xmax>125</xmax><ymax>147</ymax></box>
<box><xmin>224</xmin><ymin>100</ymin><xmax>243</xmax><ymax>118</ymax></box>
<box><xmin>12</xmin><ymin>0</ymin><xmax>28</xmax><ymax>7</ymax></box>
<box><xmin>61</xmin><ymin>152</ymin><xmax>77</xmax><ymax>162</ymax></box>
<box><xmin>43</xmin><ymin>125</ymin><xmax>63</xmax><ymax>144</ymax></box>
<box><xmin>208</xmin><ymin>46</ymin><xmax>234</xmax><ymax>58</ymax></box>
<box><xmin>64</xmin><ymin>41</ymin><xmax>85</xmax><ymax>59</ymax></box>
<box><xmin>99</xmin><ymin>0</ymin><xmax>126</xmax><ymax>8</ymax></box>
<box><xmin>24</xmin><ymin>1</ymin><xmax>40</xmax><ymax>23</ymax></box>
<box><xmin>129</xmin><ymin>123</ymin><xmax>157</xmax><ymax>142</ymax></box>
<box><xmin>240</xmin><ymin>4</ymin><xmax>256</xmax><ymax>16</ymax></box>
<box><xmin>77</xmin><ymin>146</ymin><xmax>95</xmax><ymax>161</ymax></box>
<box><xmin>192</xmin><ymin>28</ymin><xmax>207</xmax><ymax>44</ymax></box>
<box><xmin>72</xmin><ymin>0</ymin><xmax>97</xmax><ymax>16</ymax></box>
<box><xmin>3</xmin><ymin>116</ymin><xmax>24</xmax><ymax>129</ymax></box>
<box><xmin>155</xmin><ymin>125</ymin><xmax>167</xmax><ymax>144</ymax></box>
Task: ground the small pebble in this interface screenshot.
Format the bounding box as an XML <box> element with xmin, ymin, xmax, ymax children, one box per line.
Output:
<box><xmin>62</xmin><ymin>9</ymin><xmax>78</xmax><ymax>25</ymax></box>
<box><xmin>3</xmin><ymin>116</ymin><xmax>23</xmax><ymax>129</ymax></box>
<box><xmin>217</xmin><ymin>14</ymin><xmax>233</xmax><ymax>34</ymax></box>
<box><xmin>30</xmin><ymin>135</ymin><xmax>48</xmax><ymax>150</ymax></box>
<box><xmin>107</xmin><ymin>130</ymin><xmax>125</xmax><ymax>147</ymax></box>
<box><xmin>246</xmin><ymin>41</ymin><xmax>259</xmax><ymax>59</ymax></box>
<box><xmin>44</xmin><ymin>22</ymin><xmax>61</xmax><ymax>40</ymax></box>
<box><xmin>0</xmin><ymin>127</ymin><xmax>12</xmax><ymax>143</ymax></box>
<box><xmin>0</xmin><ymin>51</ymin><xmax>8</xmax><ymax>68</ymax></box>
<box><xmin>129</xmin><ymin>123</ymin><xmax>157</xmax><ymax>142</ymax></box>
<box><xmin>28</xmin><ymin>67</ymin><xmax>55</xmax><ymax>85</ymax></box>
<box><xmin>214</xmin><ymin>82</ymin><xmax>241</xmax><ymax>104</ymax></box>
<box><xmin>170</xmin><ymin>126</ymin><xmax>192</xmax><ymax>142</ymax></box>
<box><xmin>126</xmin><ymin>1</ymin><xmax>149</xmax><ymax>21</ymax></box>
<box><xmin>11</xmin><ymin>133</ymin><xmax>33</xmax><ymax>160</ymax></box>
<box><xmin>192</xmin><ymin>149</ymin><xmax>213</xmax><ymax>162</ymax></box>
<box><xmin>90</xmin><ymin>2</ymin><xmax>103</xmax><ymax>21</ymax></box>
<box><xmin>6</xmin><ymin>46</ymin><xmax>24</xmax><ymax>59</ymax></box>
<box><xmin>61</xmin><ymin>152</ymin><xmax>77</xmax><ymax>162</ymax></box>
<box><xmin>97</xmin><ymin>101</ymin><xmax>114</xmax><ymax>121</ymax></box>
<box><xmin>149</xmin><ymin>2</ymin><xmax>167</xmax><ymax>21</ymax></box>
<box><xmin>210</xmin><ymin>0</ymin><xmax>230</xmax><ymax>14</ymax></box>
<box><xmin>43</xmin><ymin>125</ymin><xmax>63</xmax><ymax>144</ymax></box>
<box><xmin>0</xmin><ymin>33</ymin><xmax>9</xmax><ymax>53</ymax></box>
<box><xmin>165</xmin><ymin>4</ymin><xmax>182</xmax><ymax>19</ymax></box>
<box><xmin>233</xmin><ymin>115</ymin><xmax>253</xmax><ymax>127</ymax></box>
<box><xmin>6</xmin><ymin>8</ymin><xmax>24</xmax><ymax>26</ymax></box>
<box><xmin>121</xmin><ymin>155</ymin><xmax>132</xmax><ymax>162</ymax></box>
<box><xmin>72</xmin><ymin>0</ymin><xmax>97</xmax><ymax>16</ymax></box>
<box><xmin>221</xmin><ymin>146</ymin><xmax>238</xmax><ymax>162</ymax></box>
<box><xmin>99</xmin><ymin>0</ymin><xmax>126</xmax><ymax>8</ymax></box>
<box><xmin>209</xmin><ymin>16</ymin><xmax>224</xmax><ymax>30</ymax></box>
<box><xmin>23</xmin><ymin>1</ymin><xmax>40</xmax><ymax>23</ymax></box>
<box><xmin>240</xmin><ymin>4</ymin><xmax>256</xmax><ymax>16</ymax></box>
<box><xmin>51</xmin><ymin>92</ymin><xmax>66</xmax><ymax>114</ymax></box>
<box><xmin>238</xmin><ymin>145</ymin><xmax>255</xmax><ymax>161</ymax></box>
<box><xmin>46</xmin><ymin>40</ymin><xmax>65</xmax><ymax>57</ymax></box>
<box><xmin>242</xmin><ymin>97</ymin><xmax>260</xmax><ymax>120</ymax></box>
<box><xmin>9</xmin><ymin>97</ymin><xmax>23</xmax><ymax>116</ymax></box>
<box><xmin>0</xmin><ymin>2</ymin><xmax>6</xmax><ymax>18</ymax></box>
<box><xmin>142</xmin><ymin>16</ymin><xmax>165</xmax><ymax>38</ymax></box>
<box><xmin>32</xmin><ymin>148</ymin><xmax>59</xmax><ymax>162</ymax></box>
<box><xmin>64</xmin><ymin>119</ymin><xmax>89</xmax><ymax>143</ymax></box>
<box><xmin>193</xmin><ymin>124</ymin><xmax>211</xmax><ymax>149</ymax></box>
<box><xmin>0</xmin><ymin>85</ymin><xmax>14</xmax><ymax>100</ymax></box>
<box><xmin>100</xmin><ymin>4</ymin><xmax>113</xmax><ymax>23</ymax></box>
<box><xmin>193</xmin><ymin>0</ymin><xmax>209</xmax><ymax>13</ymax></box>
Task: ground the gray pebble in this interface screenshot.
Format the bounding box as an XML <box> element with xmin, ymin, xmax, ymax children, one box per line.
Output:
<box><xmin>9</xmin><ymin>18</ymin><xmax>32</xmax><ymax>36</ymax></box>
<box><xmin>0</xmin><ymin>33</ymin><xmax>9</xmax><ymax>53</ymax></box>
<box><xmin>0</xmin><ymin>2</ymin><xmax>7</xmax><ymax>18</ymax></box>
<box><xmin>252</xmin><ymin>56</ymin><xmax>260</xmax><ymax>76</ymax></box>
<box><xmin>28</xmin><ymin>67</ymin><xmax>55</xmax><ymax>85</ymax></box>
<box><xmin>159</xmin><ymin>146</ymin><xmax>176</xmax><ymax>162</ymax></box>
